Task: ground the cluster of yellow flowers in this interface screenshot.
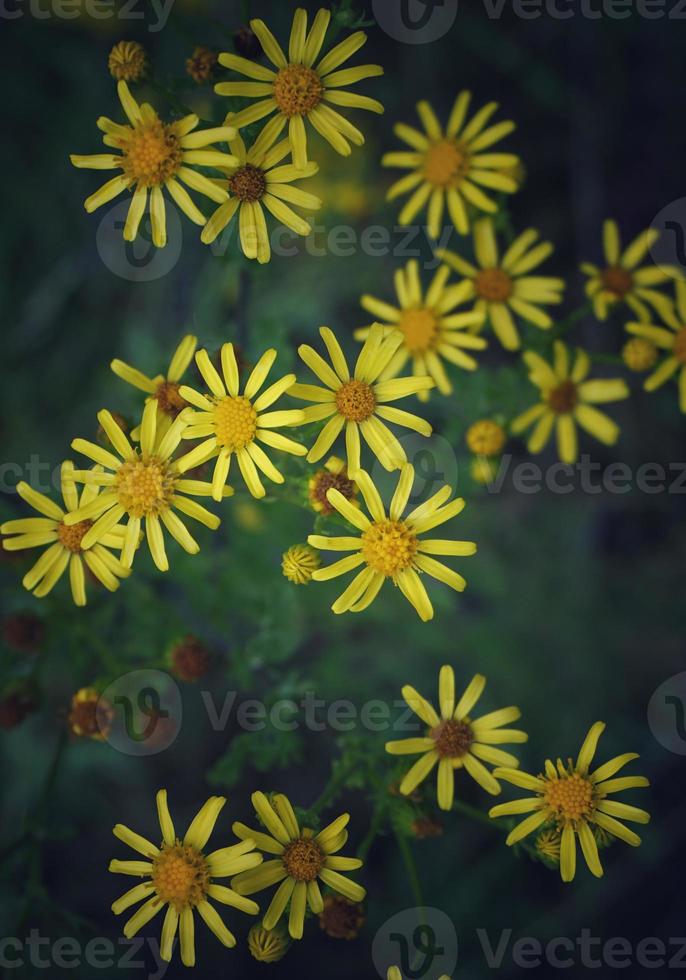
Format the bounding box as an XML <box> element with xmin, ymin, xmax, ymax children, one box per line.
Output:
<box><xmin>2</xmin><ymin>329</ymin><xmax>476</xmax><ymax>620</ymax></box>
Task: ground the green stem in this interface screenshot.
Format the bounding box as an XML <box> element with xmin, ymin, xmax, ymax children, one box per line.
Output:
<box><xmin>356</xmin><ymin>801</ymin><xmax>386</xmax><ymax>861</ymax></box>
<box><xmin>393</xmin><ymin>830</ymin><xmax>425</xmax><ymax>912</ymax></box>
<box><xmin>305</xmin><ymin>760</ymin><xmax>357</xmax><ymax>823</ymax></box>
<box><xmin>553</xmin><ymin>301</ymin><xmax>593</xmax><ymax>336</ymax></box>
<box><xmin>452</xmin><ymin>798</ymin><xmax>497</xmax><ymax>829</ymax></box>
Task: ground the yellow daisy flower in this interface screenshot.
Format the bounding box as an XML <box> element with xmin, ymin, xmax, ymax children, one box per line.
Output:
<box><xmin>65</xmin><ymin>403</ymin><xmax>230</xmax><ymax>572</ymax></box>
<box><xmin>109</xmin><ymin>790</ymin><xmax>263</xmax><ymax>967</ymax></box>
<box><xmin>282</xmin><ymin>544</ymin><xmax>320</xmax><ymax>584</ymax></box>
<box><xmin>437</xmin><ymin>218</ymin><xmax>565</xmax><ymax>350</ymax></box>
<box><xmin>357</xmin><ymin>260</ymin><xmax>487</xmax><ymax>400</ymax></box>
<box><xmin>215</xmin><ymin>8</ymin><xmax>383</xmax><ymax>170</ymax></box>
<box><xmin>231</xmin><ymin>791</ymin><xmax>366</xmax><ymax>941</ymax></box>
<box><xmin>386</xmin><ymin>665</ymin><xmax>527</xmax><ymax>811</ymax></box>
<box><xmin>307</xmin><ymin>464</ymin><xmax>476</xmax><ymax>622</ymax></box>
<box><xmin>70</xmin><ymin>80</ymin><xmax>238</xmax><ymax>247</ymax></box>
<box><xmin>200</xmin><ymin>116</ymin><xmax>321</xmax><ymax>262</ymax></box>
<box><xmin>383</xmin><ymin>93</ymin><xmax>519</xmax><ymax>238</ymax></box>
<box><xmin>108</xmin><ymin>40</ymin><xmax>147</xmax><ymax>82</ymax></box>
<box><xmin>489</xmin><ymin>722</ymin><xmax>650</xmax><ymax>882</ymax></box>
<box><xmin>625</xmin><ymin>279</ymin><xmax>686</xmax><ymax>411</ymax></box>
<box><xmin>111</xmin><ymin>333</ymin><xmax>197</xmax><ymax>438</ymax></box>
<box><xmin>511</xmin><ymin>341</ymin><xmax>629</xmax><ymax>464</ymax></box>
<box><xmin>178</xmin><ymin>344</ymin><xmax>306</xmax><ymax>500</ymax></box>
<box><xmin>1</xmin><ymin>461</ymin><xmax>130</xmax><ymax>607</ymax></box>
<box><xmin>290</xmin><ymin>324</ymin><xmax>433</xmax><ymax>476</ymax></box>
<box><xmin>581</xmin><ymin>219</ymin><xmax>678</xmax><ymax>323</ymax></box>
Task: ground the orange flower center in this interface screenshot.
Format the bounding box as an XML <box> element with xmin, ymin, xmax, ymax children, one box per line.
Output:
<box><xmin>544</xmin><ymin>773</ymin><xmax>594</xmax><ymax>822</ymax></box>
<box><xmin>547</xmin><ymin>380</ymin><xmax>578</xmax><ymax>414</ymax></box>
<box><xmin>361</xmin><ymin>520</ymin><xmax>418</xmax><ymax>577</ymax></box>
<box><xmin>335</xmin><ymin>379</ymin><xmax>376</xmax><ymax>422</ymax></box>
<box><xmin>229</xmin><ymin>164</ymin><xmax>267</xmax><ymax>202</ymax></box>
<box><xmin>397</xmin><ymin>307</ymin><xmax>438</xmax><ymax>354</ymax></box>
<box><xmin>601</xmin><ymin>265</ymin><xmax>633</xmax><ymax>299</ymax></box>
<box><xmin>423</xmin><ymin>139</ymin><xmax>470</xmax><ymax>188</ymax></box>
<box><xmin>214</xmin><ymin>395</ymin><xmax>257</xmax><ymax>450</ymax></box>
<box><xmin>119</xmin><ymin>118</ymin><xmax>183</xmax><ymax>187</ymax></box>
<box><xmin>154</xmin><ymin>380</ymin><xmax>187</xmax><ymax>418</ymax></box>
<box><xmin>273</xmin><ymin>64</ymin><xmax>324</xmax><ymax>117</ymax></box>
<box><xmin>116</xmin><ymin>457</ymin><xmax>175</xmax><ymax>517</ymax></box>
<box><xmin>474</xmin><ymin>267</ymin><xmax>513</xmax><ymax>303</ymax></box>
<box><xmin>673</xmin><ymin>327</ymin><xmax>686</xmax><ymax>364</ymax></box>
<box><xmin>282</xmin><ymin>836</ymin><xmax>325</xmax><ymax>882</ymax></box>
<box><xmin>430</xmin><ymin>719</ymin><xmax>474</xmax><ymax>758</ymax></box>
<box><xmin>152</xmin><ymin>843</ymin><xmax>210</xmax><ymax>910</ymax></box>
<box><xmin>58</xmin><ymin>520</ymin><xmax>93</xmax><ymax>553</ymax></box>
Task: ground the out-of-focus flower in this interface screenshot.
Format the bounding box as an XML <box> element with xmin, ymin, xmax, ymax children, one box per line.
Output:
<box><xmin>178</xmin><ymin>344</ymin><xmax>306</xmax><ymax>500</ymax></box>
<box><xmin>109</xmin><ymin>791</ymin><xmax>263</xmax><ymax>966</ymax></box>
<box><xmin>170</xmin><ymin>635</ymin><xmax>211</xmax><ymax>682</ymax></box>
<box><xmin>512</xmin><ymin>341</ymin><xmax>629</xmax><ymax>464</ymax></box>
<box><xmin>581</xmin><ymin>220</ymin><xmax>679</xmax><ymax>322</ymax></box>
<box><xmin>490</xmin><ymin>722</ymin><xmax>650</xmax><ymax>882</ymax></box>
<box><xmin>318</xmin><ymin>894</ymin><xmax>365</xmax><ymax>939</ymax></box>
<box><xmin>290</xmin><ymin>324</ymin><xmax>433</xmax><ymax>476</ymax></box>
<box><xmin>232</xmin><ymin>791</ymin><xmax>366</xmax><ymax>940</ymax></box>
<box><xmin>67</xmin><ymin>404</ymin><xmax>230</xmax><ymax>572</ymax></box>
<box><xmin>358</xmin><ymin>260</ymin><xmax>487</xmax><ymax>400</ymax></box>
<box><xmin>216</xmin><ymin>8</ymin><xmax>383</xmax><ymax>170</ymax></box>
<box><xmin>626</xmin><ymin>280</ymin><xmax>686</xmax><ymax>411</ymax></box>
<box><xmin>466</xmin><ymin>419</ymin><xmax>506</xmax><ymax>457</ymax></box>
<box><xmin>1</xmin><ymin>461</ymin><xmax>130</xmax><ymax>606</ymax></box>
<box><xmin>248</xmin><ymin>923</ymin><xmax>289</xmax><ymax>961</ymax></box>
<box><xmin>389</xmin><ymin>969</ymin><xmax>451</xmax><ymax>980</ymax></box>
<box><xmin>386</xmin><ymin>665</ymin><xmax>526</xmax><ymax>811</ymax></box>
<box><xmin>470</xmin><ymin>456</ymin><xmax>500</xmax><ymax>486</ymax></box>
<box><xmin>383</xmin><ymin>93</ymin><xmax>519</xmax><ymax>237</ymax></box>
<box><xmin>68</xmin><ymin>687</ymin><xmax>114</xmax><ymax>740</ymax></box>
<box><xmin>233</xmin><ymin>26</ymin><xmax>262</xmax><ymax>60</ymax></box>
<box><xmin>0</xmin><ymin>685</ymin><xmax>36</xmax><ymax>729</ymax></box>
<box><xmin>186</xmin><ymin>46</ymin><xmax>218</xmax><ymax>83</ymax></box>
<box><xmin>70</xmin><ymin>81</ymin><xmax>238</xmax><ymax>247</ymax></box>
<box><xmin>282</xmin><ymin>544</ymin><xmax>320</xmax><ymax>584</ymax></box>
<box><xmin>308</xmin><ymin>465</ymin><xmax>477</xmax><ymax>622</ymax></box>
<box><xmin>438</xmin><ymin>219</ymin><xmax>565</xmax><ymax>350</ymax></box>
<box><xmin>411</xmin><ymin>816</ymin><xmax>443</xmax><ymax>839</ymax></box>
<box><xmin>108</xmin><ymin>41</ymin><xmax>147</xmax><ymax>82</ymax></box>
<box><xmin>2</xmin><ymin>612</ymin><xmax>45</xmax><ymax>653</ymax></box>
<box><xmin>622</xmin><ymin>337</ymin><xmax>658</xmax><ymax>372</ymax></box>
<box><xmin>201</xmin><ymin>117</ymin><xmax>321</xmax><ymax>262</ymax></box>
<box><xmin>309</xmin><ymin>457</ymin><xmax>358</xmax><ymax>516</ymax></box>
<box><xmin>111</xmin><ymin>335</ymin><xmax>197</xmax><ymax>440</ymax></box>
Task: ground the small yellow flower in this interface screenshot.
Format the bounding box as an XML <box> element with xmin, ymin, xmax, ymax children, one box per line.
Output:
<box><xmin>581</xmin><ymin>219</ymin><xmax>679</xmax><ymax>323</ymax></box>
<box><xmin>282</xmin><ymin>544</ymin><xmax>320</xmax><ymax>584</ymax></box>
<box><xmin>248</xmin><ymin>922</ymin><xmax>290</xmax><ymax>962</ymax></box>
<box><xmin>109</xmin><ymin>790</ymin><xmax>263</xmax><ymax>966</ymax></box>
<box><xmin>68</xmin><ymin>687</ymin><xmax>114</xmax><ymax>740</ymax></box>
<box><xmin>622</xmin><ymin>336</ymin><xmax>658</xmax><ymax>372</ymax></box>
<box><xmin>216</xmin><ymin>8</ymin><xmax>383</xmax><ymax>170</ymax></box>
<box><xmin>178</xmin><ymin>344</ymin><xmax>306</xmax><ymax>500</ymax></box>
<box><xmin>66</xmin><ymin>403</ymin><xmax>230</xmax><ymax>572</ymax></box>
<box><xmin>111</xmin><ymin>334</ymin><xmax>197</xmax><ymax>439</ymax></box>
<box><xmin>470</xmin><ymin>456</ymin><xmax>499</xmax><ymax>486</ymax></box>
<box><xmin>490</xmin><ymin>722</ymin><xmax>650</xmax><ymax>882</ymax></box>
<box><xmin>625</xmin><ymin>280</ymin><xmax>686</xmax><ymax>411</ymax></box>
<box><xmin>308</xmin><ymin>464</ymin><xmax>476</xmax><ymax>622</ymax></box>
<box><xmin>291</xmin><ymin>325</ymin><xmax>433</xmax><ymax>476</ymax></box>
<box><xmin>308</xmin><ymin>457</ymin><xmax>358</xmax><ymax>516</ymax></box>
<box><xmin>201</xmin><ymin>116</ymin><xmax>321</xmax><ymax>262</ymax></box>
<box><xmin>438</xmin><ymin>218</ymin><xmax>565</xmax><ymax>350</ymax></box>
<box><xmin>1</xmin><ymin>461</ymin><xmax>130</xmax><ymax>606</ymax></box>
<box><xmin>535</xmin><ymin>828</ymin><xmax>561</xmax><ymax>865</ymax></box>
<box><xmin>186</xmin><ymin>46</ymin><xmax>218</xmax><ymax>84</ymax></box>
<box><xmin>70</xmin><ymin>81</ymin><xmax>238</xmax><ymax>247</ymax></box>
<box><xmin>108</xmin><ymin>41</ymin><xmax>147</xmax><ymax>82</ymax></box>
<box><xmin>465</xmin><ymin>419</ymin><xmax>506</xmax><ymax>456</ymax></box>
<box><xmin>231</xmin><ymin>791</ymin><xmax>366</xmax><ymax>941</ymax></box>
<box><xmin>511</xmin><ymin>341</ymin><xmax>629</xmax><ymax>463</ymax></box>
<box><xmin>383</xmin><ymin>93</ymin><xmax>519</xmax><ymax>238</ymax></box>
<box><xmin>357</xmin><ymin>260</ymin><xmax>487</xmax><ymax>400</ymax></box>
<box><xmin>386</xmin><ymin>665</ymin><xmax>527</xmax><ymax>811</ymax></box>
